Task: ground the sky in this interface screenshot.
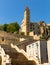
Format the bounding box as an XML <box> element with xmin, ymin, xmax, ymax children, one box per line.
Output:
<box><xmin>0</xmin><ymin>0</ymin><xmax>50</xmax><ymax>25</ymax></box>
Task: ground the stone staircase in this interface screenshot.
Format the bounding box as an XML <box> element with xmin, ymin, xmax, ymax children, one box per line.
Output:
<box><xmin>0</xmin><ymin>46</ymin><xmax>11</xmax><ymax>65</ymax></box>
<box><xmin>11</xmin><ymin>44</ymin><xmax>39</xmax><ymax>65</ymax></box>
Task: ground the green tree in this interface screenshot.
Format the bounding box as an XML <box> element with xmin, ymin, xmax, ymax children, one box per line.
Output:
<box><xmin>7</xmin><ymin>24</ymin><xmax>15</xmax><ymax>33</ymax></box>
<box><xmin>10</xmin><ymin>22</ymin><xmax>20</xmax><ymax>31</ymax></box>
<box><xmin>48</xmin><ymin>30</ymin><xmax>50</xmax><ymax>34</ymax></box>
<box><xmin>0</xmin><ymin>22</ymin><xmax>20</xmax><ymax>33</ymax></box>
<box><xmin>0</xmin><ymin>25</ymin><xmax>4</xmax><ymax>30</ymax></box>
<box><xmin>7</xmin><ymin>22</ymin><xmax>20</xmax><ymax>33</ymax></box>
<box><xmin>3</xmin><ymin>24</ymin><xmax>8</xmax><ymax>31</ymax></box>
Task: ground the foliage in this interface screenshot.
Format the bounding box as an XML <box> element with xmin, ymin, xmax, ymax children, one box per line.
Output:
<box><xmin>0</xmin><ymin>25</ymin><xmax>4</xmax><ymax>30</ymax></box>
<box><xmin>21</xmin><ymin>32</ymin><xmax>24</xmax><ymax>35</ymax></box>
<box><xmin>40</xmin><ymin>36</ymin><xmax>45</xmax><ymax>39</ymax></box>
<box><xmin>3</xmin><ymin>24</ymin><xmax>8</xmax><ymax>31</ymax></box>
<box><xmin>48</xmin><ymin>30</ymin><xmax>50</xmax><ymax>35</ymax></box>
<box><xmin>0</xmin><ymin>22</ymin><xmax>20</xmax><ymax>33</ymax></box>
<box><xmin>27</xmin><ymin>32</ymin><xmax>29</xmax><ymax>35</ymax></box>
<box><xmin>40</xmin><ymin>34</ymin><xmax>47</xmax><ymax>39</ymax></box>
<box><xmin>7</xmin><ymin>24</ymin><xmax>15</xmax><ymax>33</ymax></box>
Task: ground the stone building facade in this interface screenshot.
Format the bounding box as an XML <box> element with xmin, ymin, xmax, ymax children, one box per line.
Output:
<box><xmin>21</xmin><ymin>7</ymin><xmax>30</xmax><ymax>35</ymax></box>
<box><xmin>17</xmin><ymin>40</ymin><xmax>48</xmax><ymax>64</ymax></box>
<box><xmin>0</xmin><ymin>31</ymin><xmax>20</xmax><ymax>44</ymax></box>
<box><xmin>0</xmin><ymin>44</ymin><xmax>39</xmax><ymax>65</ymax></box>
<box><xmin>20</xmin><ymin>7</ymin><xmax>50</xmax><ymax>40</ymax></box>
<box><xmin>26</xmin><ymin>40</ymin><xmax>48</xmax><ymax>64</ymax></box>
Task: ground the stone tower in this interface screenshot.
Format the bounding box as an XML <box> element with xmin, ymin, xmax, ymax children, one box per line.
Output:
<box><xmin>21</xmin><ymin>7</ymin><xmax>30</xmax><ymax>35</ymax></box>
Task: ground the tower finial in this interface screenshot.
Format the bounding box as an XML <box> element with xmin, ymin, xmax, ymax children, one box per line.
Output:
<box><xmin>25</xmin><ymin>6</ymin><xmax>29</xmax><ymax>11</ymax></box>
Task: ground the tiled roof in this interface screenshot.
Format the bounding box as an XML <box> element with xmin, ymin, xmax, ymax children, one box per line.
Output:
<box><xmin>17</xmin><ymin>39</ymin><xmax>47</xmax><ymax>47</ymax></box>
<box><xmin>17</xmin><ymin>39</ymin><xmax>37</xmax><ymax>46</ymax></box>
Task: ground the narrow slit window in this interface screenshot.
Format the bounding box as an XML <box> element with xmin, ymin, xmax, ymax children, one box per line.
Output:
<box><xmin>2</xmin><ymin>37</ymin><xmax>4</xmax><ymax>41</ymax></box>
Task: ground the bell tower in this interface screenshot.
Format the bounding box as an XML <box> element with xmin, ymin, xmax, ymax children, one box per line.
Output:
<box><xmin>24</xmin><ymin>6</ymin><xmax>30</xmax><ymax>23</ymax></box>
<box><xmin>21</xmin><ymin>7</ymin><xmax>30</xmax><ymax>35</ymax></box>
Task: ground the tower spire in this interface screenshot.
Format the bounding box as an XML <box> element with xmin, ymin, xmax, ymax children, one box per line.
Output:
<box><xmin>21</xmin><ymin>6</ymin><xmax>30</xmax><ymax>35</ymax></box>
<box><xmin>25</xmin><ymin>6</ymin><xmax>30</xmax><ymax>11</ymax></box>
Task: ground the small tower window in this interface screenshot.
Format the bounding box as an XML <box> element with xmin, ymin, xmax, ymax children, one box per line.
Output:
<box><xmin>2</xmin><ymin>37</ymin><xmax>4</xmax><ymax>41</ymax></box>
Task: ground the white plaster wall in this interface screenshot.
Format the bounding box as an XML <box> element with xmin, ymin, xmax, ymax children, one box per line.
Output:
<box><xmin>26</xmin><ymin>41</ymin><xmax>41</xmax><ymax>63</ymax></box>
<box><xmin>38</xmin><ymin>41</ymin><xmax>41</xmax><ymax>63</ymax></box>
